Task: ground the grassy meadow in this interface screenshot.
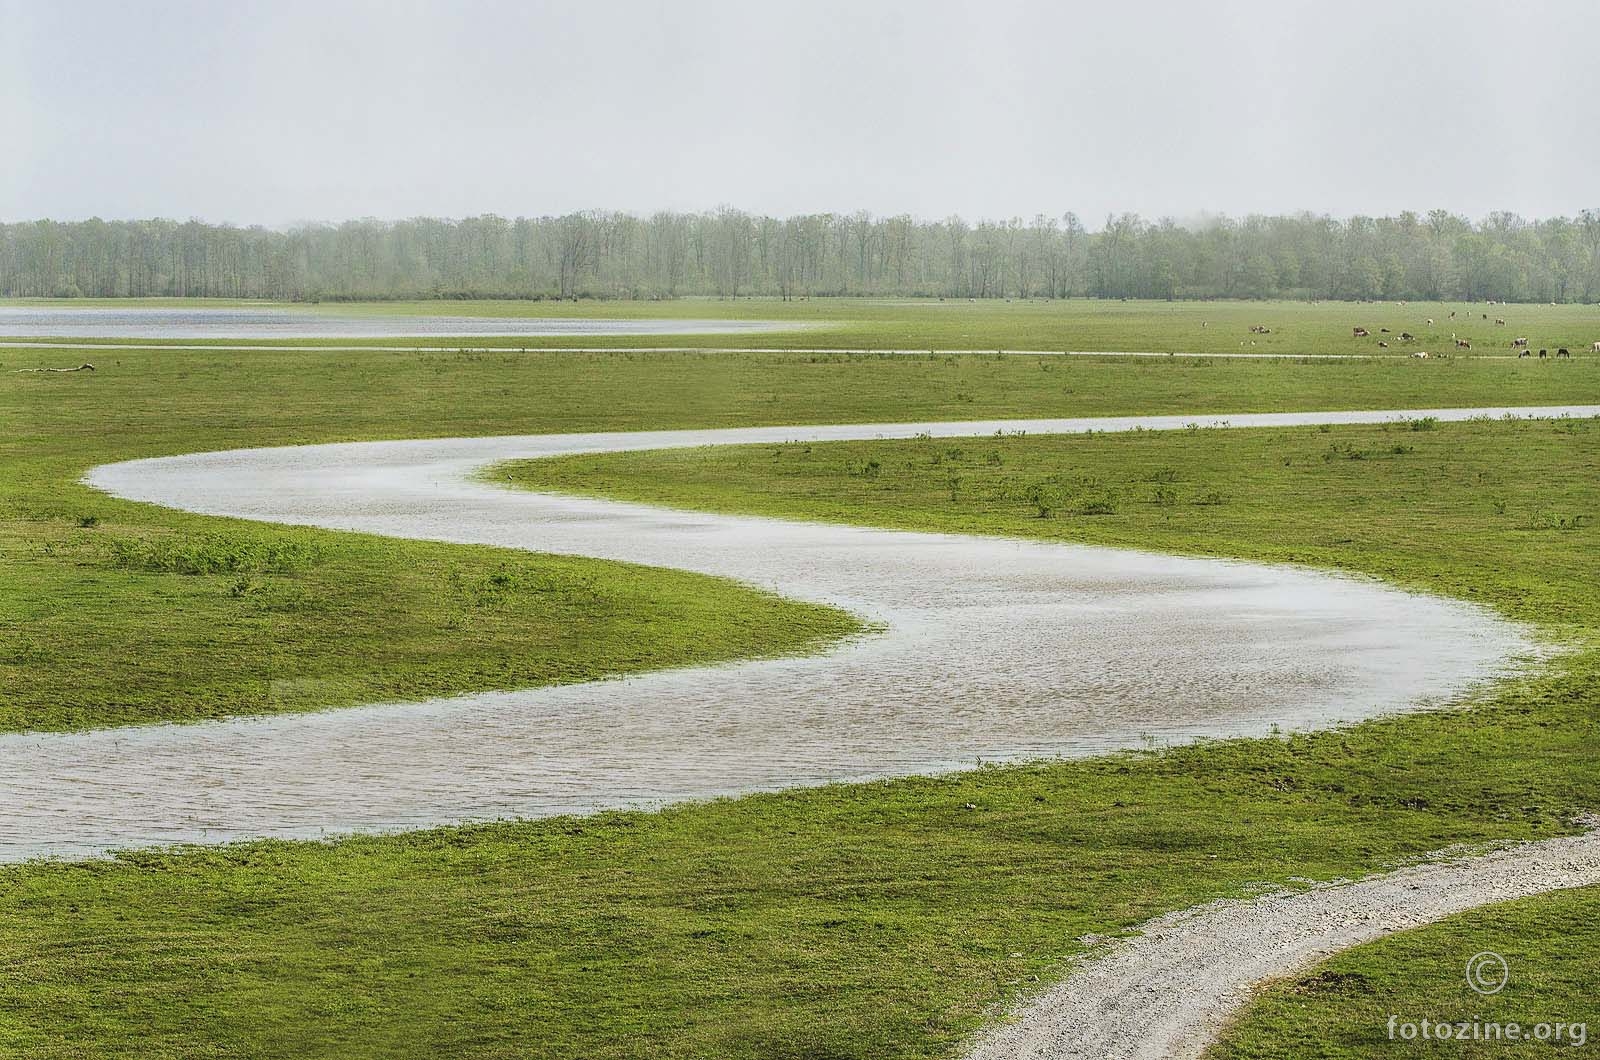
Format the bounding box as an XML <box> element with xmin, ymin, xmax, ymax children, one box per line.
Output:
<box><xmin>1209</xmin><ymin>886</ymin><xmax>1600</xmax><ymax>1057</ymax></box>
<box><xmin>2</xmin><ymin>298</ymin><xmax>1599</xmax><ymax>1057</ymax></box>
<box><xmin>505</xmin><ymin>416</ymin><xmax>1600</xmax><ymax>1055</ymax></box>
<box><xmin>502</xmin><ymin>417</ymin><xmax>1600</xmax><ymax>633</ymax></box>
<box><xmin>8</xmin><ymin>337</ymin><xmax>1597</xmax><ymax>732</ymax></box>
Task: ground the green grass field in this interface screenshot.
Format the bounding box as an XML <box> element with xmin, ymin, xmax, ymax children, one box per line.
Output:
<box><xmin>1209</xmin><ymin>886</ymin><xmax>1600</xmax><ymax>1057</ymax></box>
<box><xmin>501</xmin><ymin>417</ymin><xmax>1598</xmax><ymax>630</ymax></box>
<box><xmin>4</xmin><ymin>349</ymin><xmax>890</xmax><ymax>731</ymax></box>
<box><xmin>3</xmin><ymin>418</ymin><xmax>1596</xmax><ymax>1057</ymax></box>
<box><xmin>5</xmin><ymin>295</ymin><xmax>1599</xmax><ymax>356</ymax></box>
<box><xmin>3</xmin><ymin>299</ymin><xmax>1598</xmax><ymax>1057</ymax></box>
<box><xmin>8</xmin><ymin>340</ymin><xmax>1596</xmax><ymax>732</ymax></box>
<box><xmin>504</xmin><ymin>418</ymin><xmax>1600</xmax><ymax>1056</ymax></box>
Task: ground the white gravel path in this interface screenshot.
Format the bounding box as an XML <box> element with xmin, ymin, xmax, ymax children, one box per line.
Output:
<box><xmin>966</xmin><ymin>828</ymin><xmax>1600</xmax><ymax>1060</ymax></box>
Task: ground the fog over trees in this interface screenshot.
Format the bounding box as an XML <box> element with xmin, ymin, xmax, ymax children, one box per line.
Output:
<box><xmin>5</xmin><ymin>208</ymin><xmax>1600</xmax><ymax>303</ymax></box>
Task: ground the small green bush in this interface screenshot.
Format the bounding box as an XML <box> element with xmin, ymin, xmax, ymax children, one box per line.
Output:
<box><xmin>109</xmin><ymin>533</ymin><xmax>323</xmax><ymax>576</ymax></box>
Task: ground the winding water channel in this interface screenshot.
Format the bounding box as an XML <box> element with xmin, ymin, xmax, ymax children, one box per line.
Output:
<box><xmin>3</xmin><ymin>407</ymin><xmax>1585</xmax><ymax>861</ymax></box>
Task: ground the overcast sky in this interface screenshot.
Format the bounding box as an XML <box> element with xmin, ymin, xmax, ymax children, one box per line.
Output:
<box><xmin>3</xmin><ymin>0</ymin><xmax>1596</xmax><ymax>227</ymax></box>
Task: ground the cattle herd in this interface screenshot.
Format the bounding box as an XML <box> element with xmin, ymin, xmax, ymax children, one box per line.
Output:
<box><xmin>1246</xmin><ymin>311</ymin><xmax>1591</xmax><ymax>358</ymax></box>
<box><xmin>1338</xmin><ymin>310</ymin><xmax>1591</xmax><ymax>359</ymax></box>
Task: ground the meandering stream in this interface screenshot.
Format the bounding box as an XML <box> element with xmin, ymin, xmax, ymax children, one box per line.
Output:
<box><xmin>5</xmin><ymin>407</ymin><xmax>1589</xmax><ymax>862</ymax></box>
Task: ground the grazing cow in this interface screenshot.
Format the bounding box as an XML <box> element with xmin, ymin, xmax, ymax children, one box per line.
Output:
<box><xmin>1399</xmin><ymin>332</ymin><xmax>1415</xmax><ymax>341</ymax></box>
<box><xmin>1512</xmin><ymin>337</ymin><xmax>1529</xmax><ymax>348</ymax></box>
<box><xmin>1539</xmin><ymin>349</ymin><xmax>1548</xmax><ymax>359</ymax></box>
<box><xmin>1455</xmin><ymin>339</ymin><xmax>1471</xmax><ymax>349</ymax></box>
<box><xmin>1519</xmin><ymin>348</ymin><xmax>1532</xmax><ymax>358</ymax></box>
<box><xmin>1378</xmin><ymin>341</ymin><xmax>1389</xmax><ymax>348</ymax></box>
<box><xmin>1412</xmin><ymin>351</ymin><xmax>1430</xmax><ymax>359</ymax></box>
<box><xmin>1496</xmin><ymin>318</ymin><xmax>1507</xmax><ymax>326</ymax></box>
<box><xmin>1557</xmin><ymin>348</ymin><xmax>1571</xmax><ymax>358</ymax></box>
<box><xmin>1426</xmin><ymin>318</ymin><xmax>1434</xmax><ymax>326</ymax></box>
<box><xmin>1353</xmin><ymin>326</ymin><xmax>1370</xmax><ymax>337</ymax></box>
<box><xmin>1380</xmin><ymin>327</ymin><xmax>1391</xmax><ymax>333</ymax></box>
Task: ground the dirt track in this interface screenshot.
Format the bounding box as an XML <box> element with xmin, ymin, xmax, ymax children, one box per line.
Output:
<box><xmin>966</xmin><ymin>828</ymin><xmax>1600</xmax><ymax>1059</ymax></box>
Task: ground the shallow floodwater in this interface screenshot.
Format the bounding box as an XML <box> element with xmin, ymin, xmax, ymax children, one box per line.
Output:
<box><xmin>0</xmin><ymin>307</ymin><xmax>795</xmax><ymax>339</ymax></box>
<box><xmin>6</xmin><ymin>407</ymin><xmax>1586</xmax><ymax>862</ymax></box>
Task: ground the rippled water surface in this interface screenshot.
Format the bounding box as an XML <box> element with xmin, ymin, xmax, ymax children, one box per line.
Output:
<box><xmin>8</xmin><ymin>407</ymin><xmax>1587</xmax><ymax>862</ymax></box>
<box><xmin>0</xmin><ymin>307</ymin><xmax>796</xmax><ymax>338</ymax></box>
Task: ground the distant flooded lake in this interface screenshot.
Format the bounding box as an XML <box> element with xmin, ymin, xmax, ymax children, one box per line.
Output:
<box><xmin>0</xmin><ymin>307</ymin><xmax>796</xmax><ymax>339</ymax></box>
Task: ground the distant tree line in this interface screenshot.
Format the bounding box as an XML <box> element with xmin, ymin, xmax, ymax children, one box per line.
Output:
<box><xmin>4</xmin><ymin>208</ymin><xmax>1600</xmax><ymax>303</ymax></box>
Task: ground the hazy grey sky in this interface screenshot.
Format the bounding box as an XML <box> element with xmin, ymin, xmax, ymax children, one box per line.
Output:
<box><xmin>4</xmin><ymin>0</ymin><xmax>1596</xmax><ymax>226</ymax></box>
